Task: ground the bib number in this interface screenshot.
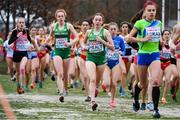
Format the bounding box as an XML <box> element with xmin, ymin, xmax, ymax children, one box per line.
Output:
<box><xmin>107</xmin><ymin>49</ymin><xmax>119</xmax><ymax>60</ymax></box>
<box><xmin>146</xmin><ymin>27</ymin><xmax>161</xmax><ymax>42</ymax></box>
<box><xmin>56</xmin><ymin>38</ymin><xmax>67</xmax><ymax>48</ymax></box>
<box><xmin>88</xmin><ymin>41</ymin><xmax>104</xmax><ymax>53</ymax></box>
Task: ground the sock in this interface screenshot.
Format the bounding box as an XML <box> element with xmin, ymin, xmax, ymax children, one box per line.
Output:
<box><xmin>16</xmin><ymin>82</ymin><xmax>20</xmax><ymax>87</ymax></box>
<box><xmin>152</xmin><ymin>86</ymin><xmax>160</xmax><ymax>111</ymax></box>
<box><xmin>134</xmin><ymin>84</ymin><xmax>141</xmax><ymax>102</ymax></box>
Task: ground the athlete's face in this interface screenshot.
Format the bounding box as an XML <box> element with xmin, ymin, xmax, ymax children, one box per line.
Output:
<box><xmin>93</xmin><ymin>15</ymin><xmax>103</xmax><ymax>28</ymax></box>
<box><xmin>38</xmin><ymin>28</ymin><xmax>44</xmax><ymax>35</ymax></box>
<box><xmin>81</xmin><ymin>21</ymin><xmax>90</xmax><ymax>32</ymax></box>
<box><xmin>30</xmin><ymin>28</ymin><xmax>37</xmax><ymax>36</ymax></box>
<box><xmin>56</xmin><ymin>12</ymin><xmax>65</xmax><ymax>22</ymax></box>
<box><xmin>109</xmin><ymin>25</ymin><xmax>118</xmax><ymax>36</ymax></box>
<box><xmin>145</xmin><ymin>5</ymin><xmax>156</xmax><ymax>20</ymax></box>
<box><xmin>17</xmin><ymin>18</ymin><xmax>25</xmax><ymax>30</ymax></box>
<box><xmin>162</xmin><ymin>31</ymin><xmax>170</xmax><ymax>42</ymax></box>
<box><xmin>121</xmin><ymin>24</ymin><xmax>128</xmax><ymax>34</ymax></box>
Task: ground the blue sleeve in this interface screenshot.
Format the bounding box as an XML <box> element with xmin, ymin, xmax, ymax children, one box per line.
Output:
<box><xmin>119</xmin><ymin>37</ymin><xmax>126</xmax><ymax>55</ymax></box>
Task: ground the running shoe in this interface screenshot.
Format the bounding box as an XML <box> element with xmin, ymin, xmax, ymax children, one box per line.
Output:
<box><xmin>82</xmin><ymin>86</ymin><xmax>85</xmax><ymax>91</ymax></box>
<box><xmin>153</xmin><ymin>109</ymin><xmax>161</xmax><ymax>118</ymax></box>
<box><xmin>170</xmin><ymin>84</ymin><xmax>177</xmax><ymax>102</ymax></box>
<box><xmin>95</xmin><ymin>88</ymin><xmax>99</xmax><ymax>97</ymax></box>
<box><xmin>59</xmin><ymin>96</ymin><xmax>64</xmax><ymax>103</ymax></box>
<box><xmin>161</xmin><ymin>97</ymin><xmax>167</xmax><ymax>104</ymax></box>
<box><xmin>120</xmin><ymin>90</ymin><xmax>126</xmax><ymax>97</ymax></box>
<box><xmin>85</xmin><ymin>96</ymin><xmax>91</xmax><ymax>102</ymax></box>
<box><xmin>91</xmin><ymin>101</ymin><xmax>98</xmax><ymax>111</ymax></box>
<box><xmin>51</xmin><ymin>74</ymin><xmax>56</xmax><ymax>81</ymax></box>
<box><xmin>128</xmin><ymin>82</ymin><xmax>132</xmax><ymax>91</ymax></box>
<box><xmin>17</xmin><ymin>87</ymin><xmax>25</xmax><ymax>94</ymax></box>
<box><xmin>108</xmin><ymin>91</ymin><xmax>112</xmax><ymax>97</ymax></box>
<box><xmin>38</xmin><ymin>82</ymin><xmax>42</xmax><ymax>88</ymax></box>
<box><xmin>101</xmin><ymin>84</ymin><xmax>107</xmax><ymax>92</ymax></box>
<box><xmin>30</xmin><ymin>82</ymin><xmax>36</xmax><ymax>89</ymax></box>
<box><xmin>35</xmin><ymin>76</ymin><xmax>39</xmax><ymax>83</ymax></box>
<box><xmin>133</xmin><ymin>101</ymin><xmax>140</xmax><ymax>112</ymax></box>
<box><xmin>74</xmin><ymin>81</ymin><xmax>79</xmax><ymax>88</ymax></box>
<box><xmin>59</xmin><ymin>93</ymin><xmax>64</xmax><ymax>102</ymax></box>
<box><xmin>140</xmin><ymin>103</ymin><xmax>146</xmax><ymax>110</ymax></box>
<box><xmin>70</xmin><ymin>84</ymin><xmax>74</xmax><ymax>88</ymax></box>
<box><xmin>23</xmin><ymin>85</ymin><xmax>30</xmax><ymax>92</ymax></box>
<box><xmin>109</xmin><ymin>99</ymin><xmax>117</xmax><ymax>107</ymax></box>
<box><xmin>118</xmin><ymin>85</ymin><xmax>122</xmax><ymax>94</ymax></box>
<box><xmin>146</xmin><ymin>102</ymin><xmax>154</xmax><ymax>111</ymax></box>
<box><xmin>11</xmin><ymin>75</ymin><xmax>16</xmax><ymax>82</ymax></box>
<box><xmin>171</xmin><ymin>93</ymin><xmax>177</xmax><ymax>102</ymax></box>
<box><xmin>16</xmin><ymin>83</ymin><xmax>23</xmax><ymax>94</ymax></box>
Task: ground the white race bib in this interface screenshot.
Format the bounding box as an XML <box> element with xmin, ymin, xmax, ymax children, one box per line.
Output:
<box><xmin>161</xmin><ymin>48</ymin><xmax>171</xmax><ymax>59</ymax></box>
<box><xmin>146</xmin><ymin>26</ymin><xmax>161</xmax><ymax>42</ymax></box>
<box><xmin>56</xmin><ymin>38</ymin><xmax>67</xmax><ymax>48</ymax></box>
<box><xmin>88</xmin><ymin>41</ymin><xmax>104</xmax><ymax>53</ymax></box>
<box><xmin>16</xmin><ymin>36</ymin><xmax>30</xmax><ymax>51</ymax></box>
<box><xmin>106</xmin><ymin>49</ymin><xmax>119</xmax><ymax>60</ymax></box>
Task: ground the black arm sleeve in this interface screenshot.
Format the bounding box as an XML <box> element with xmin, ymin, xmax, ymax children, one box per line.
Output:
<box><xmin>26</xmin><ymin>29</ymin><xmax>32</xmax><ymax>43</ymax></box>
<box><xmin>8</xmin><ymin>30</ymin><xmax>18</xmax><ymax>45</ymax></box>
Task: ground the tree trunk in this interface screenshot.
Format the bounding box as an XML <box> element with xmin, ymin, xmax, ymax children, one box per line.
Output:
<box><xmin>5</xmin><ymin>0</ymin><xmax>10</xmax><ymax>39</ymax></box>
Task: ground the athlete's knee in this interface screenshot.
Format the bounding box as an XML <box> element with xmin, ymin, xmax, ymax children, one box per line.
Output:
<box><xmin>122</xmin><ymin>69</ymin><xmax>127</xmax><ymax>75</ymax></box>
<box><xmin>152</xmin><ymin>77</ymin><xmax>161</xmax><ymax>86</ymax></box>
<box><xmin>138</xmin><ymin>80</ymin><xmax>148</xmax><ymax>89</ymax></box>
<box><xmin>83</xmin><ymin>76</ymin><xmax>89</xmax><ymax>82</ymax></box>
<box><xmin>112</xmin><ymin>80</ymin><xmax>117</xmax><ymax>86</ymax></box>
<box><xmin>173</xmin><ymin>72</ymin><xmax>179</xmax><ymax>80</ymax></box>
<box><xmin>16</xmin><ymin>71</ymin><xmax>20</xmax><ymax>76</ymax></box>
<box><xmin>90</xmin><ymin>77</ymin><xmax>96</xmax><ymax>84</ymax></box>
<box><xmin>57</xmin><ymin>72</ymin><xmax>63</xmax><ymax>79</ymax></box>
<box><xmin>20</xmin><ymin>68</ymin><xmax>25</xmax><ymax>75</ymax></box>
<box><xmin>69</xmin><ymin>73</ymin><xmax>75</xmax><ymax>80</ymax></box>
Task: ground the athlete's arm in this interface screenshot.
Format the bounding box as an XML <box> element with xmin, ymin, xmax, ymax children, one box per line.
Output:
<box><xmin>119</xmin><ymin>37</ymin><xmax>126</xmax><ymax>55</ymax></box>
<box><xmin>80</xmin><ymin>30</ymin><xmax>89</xmax><ymax>50</ymax></box>
<box><xmin>97</xmin><ymin>29</ymin><xmax>114</xmax><ymax>51</ymax></box>
<box><xmin>170</xmin><ymin>24</ymin><xmax>180</xmax><ymax>50</ymax></box>
<box><xmin>31</xmin><ymin>37</ymin><xmax>39</xmax><ymax>51</ymax></box>
<box><xmin>46</xmin><ymin>23</ymin><xmax>54</xmax><ymax>44</ymax></box>
<box><xmin>8</xmin><ymin>29</ymin><xmax>18</xmax><ymax>45</ymax></box>
<box><xmin>67</xmin><ymin>23</ymin><xmax>79</xmax><ymax>47</ymax></box>
<box><xmin>125</xmin><ymin>28</ymin><xmax>151</xmax><ymax>42</ymax></box>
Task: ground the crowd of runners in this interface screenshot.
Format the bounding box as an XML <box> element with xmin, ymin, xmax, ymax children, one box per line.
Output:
<box><xmin>2</xmin><ymin>0</ymin><xmax>180</xmax><ymax>119</ymax></box>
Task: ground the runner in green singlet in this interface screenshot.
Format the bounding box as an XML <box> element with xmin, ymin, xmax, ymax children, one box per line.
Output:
<box><xmin>48</xmin><ymin>9</ymin><xmax>78</xmax><ymax>103</ymax></box>
<box><xmin>81</xmin><ymin>13</ymin><xmax>114</xmax><ymax>111</ymax></box>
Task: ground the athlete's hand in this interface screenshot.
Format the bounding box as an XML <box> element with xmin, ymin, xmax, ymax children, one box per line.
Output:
<box><xmin>65</xmin><ymin>41</ymin><xmax>71</xmax><ymax>47</ymax></box>
<box><xmin>81</xmin><ymin>45</ymin><xmax>88</xmax><ymax>51</ymax></box>
<box><xmin>175</xmin><ymin>42</ymin><xmax>180</xmax><ymax>51</ymax></box>
<box><xmin>96</xmin><ymin>36</ymin><xmax>104</xmax><ymax>43</ymax></box>
<box><xmin>145</xmin><ymin>35</ymin><xmax>152</xmax><ymax>41</ymax></box>
<box><xmin>17</xmin><ymin>32</ymin><xmax>23</xmax><ymax>37</ymax></box>
<box><xmin>125</xmin><ymin>35</ymin><xmax>131</xmax><ymax>42</ymax></box>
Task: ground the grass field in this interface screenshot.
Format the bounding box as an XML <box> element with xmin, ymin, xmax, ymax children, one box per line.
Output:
<box><xmin>0</xmin><ymin>61</ymin><xmax>180</xmax><ymax>120</ymax></box>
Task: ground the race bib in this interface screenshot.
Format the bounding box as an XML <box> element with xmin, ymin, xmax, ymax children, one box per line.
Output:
<box><xmin>88</xmin><ymin>41</ymin><xmax>104</xmax><ymax>53</ymax></box>
<box><xmin>106</xmin><ymin>49</ymin><xmax>119</xmax><ymax>60</ymax></box>
<box><xmin>161</xmin><ymin>48</ymin><xmax>171</xmax><ymax>59</ymax></box>
<box><xmin>131</xmin><ymin>49</ymin><xmax>137</xmax><ymax>56</ymax></box>
<box><xmin>124</xmin><ymin>41</ymin><xmax>131</xmax><ymax>49</ymax></box>
<box><xmin>56</xmin><ymin>38</ymin><xmax>67</xmax><ymax>48</ymax></box>
<box><xmin>16</xmin><ymin>37</ymin><xmax>30</xmax><ymax>51</ymax></box>
<box><xmin>145</xmin><ymin>26</ymin><xmax>161</xmax><ymax>42</ymax></box>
